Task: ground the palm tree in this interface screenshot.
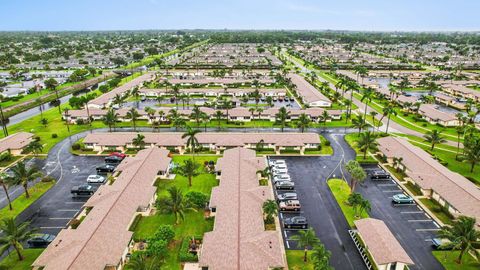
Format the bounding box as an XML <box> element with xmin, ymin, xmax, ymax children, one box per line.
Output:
<box><xmin>63</xmin><ymin>108</ymin><xmax>70</xmax><ymax>133</ymax></box>
<box><xmin>158</xmin><ymin>186</ymin><xmax>192</xmax><ymax>225</ymax></box>
<box><xmin>262</xmin><ymin>199</ymin><xmax>278</xmax><ymax>224</ymax></box>
<box><xmin>275</xmin><ymin>107</ymin><xmax>290</xmax><ymax>132</ymax></box>
<box><xmin>170</xmin><ymin>84</ymin><xmax>181</xmax><ymax>107</ymax></box>
<box><xmin>214</xmin><ymin>110</ymin><xmax>223</xmax><ymax>129</ymax></box>
<box><xmin>44</xmin><ymin>78</ymin><xmax>60</xmax><ymax>114</ymax></box>
<box><xmin>177</xmin><ymin>159</ymin><xmax>200</xmax><ymax>187</ymax></box>
<box><xmin>127</xmin><ymin>253</ymin><xmax>162</xmax><ymax>270</ymax></box>
<box><xmin>356</xmin><ymin>131</ymin><xmax>378</xmax><ymax>160</ymax></box>
<box><xmin>424</xmin><ymin>130</ymin><xmax>446</xmax><ymax>151</ymax></box>
<box><xmin>131</xmin><ymin>86</ymin><xmax>140</xmax><ymax>108</ymax></box>
<box><xmin>132</xmin><ymin>133</ymin><xmax>146</xmax><ymax>149</ymax></box>
<box><xmin>352</xmin><ymin>115</ymin><xmax>368</xmax><ymax>134</ymax></box>
<box><xmin>190</xmin><ymin>106</ymin><xmax>202</xmax><ymax>127</ymax></box>
<box><xmin>437</xmin><ymin>216</ymin><xmax>480</xmax><ymax>264</ymax></box>
<box><xmin>224</xmin><ymin>100</ymin><xmax>233</xmax><ymax>123</ymax></box>
<box><xmin>369</xmin><ymin>111</ymin><xmax>378</xmax><ymax>130</ymax></box>
<box><xmin>156</xmin><ymin>95</ymin><xmax>165</xmax><ymax>106</ymax></box>
<box><xmin>361</xmin><ymin>87</ymin><xmax>375</xmax><ymax>123</ymax></box>
<box><xmin>345</xmin><ymin>160</ymin><xmax>366</xmax><ymax>192</ymax></box>
<box><xmin>182</xmin><ymin>127</ymin><xmax>201</xmax><ymax>158</ymax></box>
<box><xmin>8</xmin><ymin>161</ymin><xmax>42</xmax><ymax>199</ymax></box>
<box><xmin>126</xmin><ymin>107</ymin><xmax>140</xmax><ymax>131</ymax></box>
<box><xmin>320</xmin><ymin>110</ymin><xmax>329</xmax><ymax>128</ymax></box>
<box><xmin>358</xmin><ymin>198</ymin><xmax>372</xmax><ymax>217</ymax></box>
<box><xmin>380</xmin><ymin>103</ymin><xmax>397</xmax><ymax>134</ymax></box>
<box><xmin>0</xmin><ymin>218</ymin><xmax>37</xmax><ymax>261</ymax></box>
<box><xmin>297</xmin><ymin>113</ymin><xmax>311</xmax><ymax>133</ymax></box>
<box><xmin>24</xmin><ymin>141</ymin><xmax>43</xmax><ymax>156</ymax></box>
<box><xmin>200</xmin><ymin>112</ymin><xmax>209</xmax><ymax>132</ymax></box>
<box><xmin>311</xmin><ymin>243</ymin><xmax>333</xmax><ymax>270</ymax></box>
<box><xmin>0</xmin><ymin>172</ymin><xmax>13</xmax><ymax>210</ymax></box>
<box><xmin>464</xmin><ymin>135</ymin><xmax>480</xmax><ymax>172</ymax></box>
<box><xmin>113</xmin><ymin>93</ymin><xmax>123</xmax><ymax>108</ymax></box>
<box><xmin>103</xmin><ymin>109</ymin><xmax>118</xmax><ymax>132</ymax></box>
<box><xmin>291</xmin><ymin>228</ymin><xmax>320</xmax><ymax>262</ymax></box>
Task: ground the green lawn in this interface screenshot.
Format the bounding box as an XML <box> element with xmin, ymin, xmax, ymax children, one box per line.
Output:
<box><xmin>344</xmin><ymin>133</ymin><xmax>378</xmax><ymax>163</ymax></box>
<box><xmin>419</xmin><ymin>198</ymin><xmax>454</xmax><ymax>225</ymax></box>
<box><xmin>0</xmin><ymin>155</ymin><xmax>22</xmax><ymax>167</ymax></box>
<box><xmin>327</xmin><ymin>179</ymin><xmax>369</xmax><ymax>228</ymax></box>
<box><xmin>0</xmin><ymin>181</ymin><xmax>55</xmax><ymax>220</ymax></box>
<box><xmin>0</xmin><ymin>248</ymin><xmax>44</xmax><ymax>270</ymax></box>
<box><xmin>432</xmin><ymin>251</ymin><xmax>480</xmax><ymax>270</ymax></box>
<box><xmin>286</xmin><ymin>250</ymin><xmax>314</xmax><ymax>270</ymax></box>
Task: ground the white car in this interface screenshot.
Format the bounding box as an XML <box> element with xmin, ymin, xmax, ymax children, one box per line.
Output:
<box><xmin>87</xmin><ymin>175</ymin><xmax>106</xmax><ymax>184</ymax></box>
<box><xmin>274</xmin><ymin>164</ymin><xmax>288</xmax><ymax>171</ymax></box>
<box><xmin>273</xmin><ymin>174</ymin><xmax>291</xmax><ymax>183</ymax></box>
<box><xmin>269</xmin><ymin>159</ymin><xmax>286</xmax><ymax>167</ymax></box>
<box><xmin>272</xmin><ymin>168</ymin><xmax>288</xmax><ymax>175</ymax></box>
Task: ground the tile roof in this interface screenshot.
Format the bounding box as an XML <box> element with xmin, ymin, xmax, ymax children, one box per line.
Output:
<box><xmin>32</xmin><ymin>147</ymin><xmax>171</xmax><ymax>270</ymax></box>
<box><xmin>354</xmin><ymin>218</ymin><xmax>414</xmax><ymax>265</ymax></box>
<box><xmin>199</xmin><ymin>148</ymin><xmax>286</xmax><ymax>270</ymax></box>
<box><xmin>418</xmin><ymin>104</ymin><xmax>457</xmax><ymax>122</ymax></box>
<box><xmin>287</xmin><ymin>73</ymin><xmax>331</xmax><ymax>104</ymax></box>
<box><xmin>0</xmin><ymin>132</ymin><xmax>34</xmax><ymax>153</ymax></box>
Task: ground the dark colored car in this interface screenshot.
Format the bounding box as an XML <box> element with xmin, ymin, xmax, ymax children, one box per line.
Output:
<box><xmin>283</xmin><ymin>216</ymin><xmax>308</xmax><ymax>229</ymax></box>
<box><xmin>71</xmin><ymin>184</ymin><xmax>94</xmax><ymax>196</ymax></box>
<box><xmin>276</xmin><ymin>192</ymin><xmax>298</xmax><ymax>202</ymax></box>
<box><xmin>27</xmin><ymin>234</ymin><xmax>55</xmax><ymax>248</ymax></box>
<box><xmin>105</xmin><ymin>156</ymin><xmax>123</xmax><ymax>164</ymax></box>
<box><xmin>109</xmin><ymin>152</ymin><xmax>126</xmax><ymax>159</ymax></box>
<box><xmin>275</xmin><ymin>181</ymin><xmax>295</xmax><ymax>190</ymax></box>
<box><xmin>96</xmin><ymin>164</ymin><xmax>116</xmax><ymax>174</ymax></box>
<box><xmin>370</xmin><ymin>170</ymin><xmax>391</xmax><ymax>180</ymax></box>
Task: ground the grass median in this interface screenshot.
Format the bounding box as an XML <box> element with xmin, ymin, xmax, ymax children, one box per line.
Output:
<box><xmin>432</xmin><ymin>250</ymin><xmax>480</xmax><ymax>270</ymax></box>
<box><xmin>327</xmin><ymin>178</ymin><xmax>369</xmax><ymax>228</ymax></box>
<box><xmin>0</xmin><ymin>248</ymin><xmax>44</xmax><ymax>270</ymax></box>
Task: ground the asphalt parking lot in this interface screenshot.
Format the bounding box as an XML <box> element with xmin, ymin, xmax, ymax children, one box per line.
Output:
<box><xmin>17</xmin><ymin>137</ymin><xmax>105</xmax><ymax>236</ymax></box>
<box><xmin>270</xmin><ymin>154</ymin><xmax>367</xmax><ymax>270</ymax></box>
<box><xmin>358</xmin><ymin>164</ymin><xmax>443</xmax><ymax>270</ymax></box>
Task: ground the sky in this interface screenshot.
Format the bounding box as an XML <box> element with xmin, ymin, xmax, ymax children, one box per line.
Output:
<box><xmin>0</xmin><ymin>0</ymin><xmax>479</xmax><ymax>32</ymax></box>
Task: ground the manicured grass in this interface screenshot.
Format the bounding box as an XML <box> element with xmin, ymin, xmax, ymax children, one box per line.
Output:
<box><xmin>286</xmin><ymin>250</ymin><xmax>314</xmax><ymax>270</ymax></box>
<box><xmin>0</xmin><ymin>248</ymin><xmax>44</xmax><ymax>270</ymax></box>
<box><xmin>319</xmin><ymin>135</ymin><xmax>333</xmax><ymax>155</ymax></box>
<box><xmin>419</xmin><ymin>198</ymin><xmax>454</xmax><ymax>225</ymax></box>
<box><xmin>432</xmin><ymin>250</ymin><xmax>480</xmax><ymax>270</ymax></box>
<box><xmin>0</xmin><ymin>155</ymin><xmax>22</xmax><ymax>167</ymax></box>
<box><xmin>327</xmin><ymin>179</ymin><xmax>369</xmax><ymax>228</ymax></box>
<box><xmin>0</xmin><ymin>181</ymin><xmax>55</xmax><ymax>220</ymax></box>
<box><xmin>344</xmin><ymin>133</ymin><xmax>378</xmax><ymax>163</ymax></box>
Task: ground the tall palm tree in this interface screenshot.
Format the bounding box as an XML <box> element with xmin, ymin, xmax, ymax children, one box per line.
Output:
<box><xmin>190</xmin><ymin>106</ymin><xmax>202</xmax><ymax>127</ymax></box>
<box><xmin>360</xmin><ymin>87</ymin><xmax>375</xmax><ymax>124</ymax></box>
<box><xmin>44</xmin><ymin>78</ymin><xmax>60</xmax><ymax>114</ymax></box>
<box><xmin>224</xmin><ymin>100</ymin><xmax>233</xmax><ymax>123</ymax></box>
<box><xmin>214</xmin><ymin>110</ymin><xmax>223</xmax><ymax>129</ymax></box>
<box><xmin>297</xmin><ymin>113</ymin><xmax>311</xmax><ymax>133</ymax></box>
<box><xmin>170</xmin><ymin>84</ymin><xmax>181</xmax><ymax>107</ymax></box>
<box><xmin>437</xmin><ymin>216</ymin><xmax>480</xmax><ymax>264</ymax></box>
<box><xmin>127</xmin><ymin>253</ymin><xmax>162</xmax><ymax>270</ymax></box>
<box><xmin>24</xmin><ymin>141</ymin><xmax>43</xmax><ymax>156</ymax></box>
<box><xmin>380</xmin><ymin>103</ymin><xmax>397</xmax><ymax>134</ymax></box>
<box><xmin>275</xmin><ymin>107</ymin><xmax>290</xmax><ymax>132</ymax></box>
<box><xmin>132</xmin><ymin>133</ymin><xmax>146</xmax><ymax>149</ymax></box>
<box><xmin>424</xmin><ymin>130</ymin><xmax>446</xmax><ymax>151</ymax></box>
<box><xmin>345</xmin><ymin>160</ymin><xmax>366</xmax><ymax>192</ymax></box>
<box><xmin>182</xmin><ymin>127</ymin><xmax>201</xmax><ymax>158</ymax></box>
<box><xmin>8</xmin><ymin>161</ymin><xmax>42</xmax><ymax>199</ymax></box>
<box><xmin>126</xmin><ymin>107</ymin><xmax>140</xmax><ymax>131</ymax></box>
<box><xmin>358</xmin><ymin>198</ymin><xmax>372</xmax><ymax>216</ymax></box>
<box><xmin>352</xmin><ymin>115</ymin><xmax>368</xmax><ymax>134</ymax></box>
<box><xmin>0</xmin><ymin>172</ymin><xmax>13</xmax><ymax>210</ymax></box>
<box><xmin>200</xmin><ymin>112</ymin><xmax>209</xmax><ymax>132</ymax></box>
<box><xmin>158</xmin><ymin>186</ymin><xmax>192</xmax><ymax>225</ymax></box>
<box><xmin>0</xmin><ymin>218</ymin><xmax>37</xmax><ymax>261</ymax></box>
<box><xmin>356</xmin><ymin>131</ymin><xmax>378</xmax><ymax>160</ymax></box>
<box><xmin>103</xmin><ymin>109</ymin><xmax>118</xmax><ymax>132</ymax></box>
<box><xmin>369</xmin><ymin>111</ymin><xmax>378</xmax><ymax>130</ymax></box>
<box><xmin>262</xmin><ymin>199</ymin><xmax>278</xmax><ymax>224</ymax></box>
<box><xmin>131</xmin><ymin>86</ymin><xmax>140</xmax><ymax>108</ymax></box>
<box><xmin>63</xmin><ymin>108</ymin><xmax>71</xmax><ymax>133</ymax></box>
<box><xmin>311</xmin><ymin>243</ymin><xmax>333</xmax><ymax>270</ymax></box>
<box><xmin>113</xmin><ymin>93</ymin><xmax>123</xmax><ymax>108</ymax></box>
<box><xmin>291</xmin><ymin>228</ymin><xmax>320</xmax><ymax>262</ymax></box>
<box><xmin>177</xmin><ymin>159</ymin><xmax>200</xmax><ymax>187</ymax></box>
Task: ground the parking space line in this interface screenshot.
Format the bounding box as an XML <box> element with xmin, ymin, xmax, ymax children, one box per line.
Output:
<box><xmin>49</xmin><ymin>217</ymin><xmax>72</xmax><ymax>220</ymax></box>
<box><xmin>65</xmin><ymin>202</ymin><xmax>85</xmax><ymax>204</ymax></box>
<box><xmin>40</xmin><ymin>226</ymin><xmax>65</xmax><ymax>229</ymax></box>
<box><xmin>433</xmin><ymin>222</ymin><xmax>440</xmax><ymax>228</ymax></box>
<box><xmin>283</xmin><ymin>231</ymin><xmax>287</xmax><ymax>238</ymax></box>
<box><xmin>378</xmin><ymin>183</ymin><xmax>396</xmax><ymax>187</ymax></box>
<box><xmin>382</xmin><ymin>190</ymin><xmax>401</xmax><ymax>193</ymax></box>
<box><xmin>57</xmin><ymin>209</ymin><xmax>79</xmax><ymax>212</ymax></box>
<box><xmin>285</xmin><ymin>241</ymin><xmax>290</xmax><ymax>249</ymax></box>
<box><xmin>416</xmin><ymin>228</ymin><xmax>440</xmax><ymax>232</ymax></box>
<box><xmin>408</xmin><ymin>219</ymin><xmax>432</xmax><ymax>222</ymax></box>
<box><xmin>401</xmin><ymin>211</ymin><xmax>424</xmax><ymax>214</ymax></box>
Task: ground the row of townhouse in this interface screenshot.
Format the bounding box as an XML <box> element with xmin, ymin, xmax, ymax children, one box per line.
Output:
<box><xmin>417</xmin><ymin>104</ymin><xmax>460</xmax><ymax>126</ymax></box>
<box><xmin>82</xmin><ymin>132</ymin><xmax>321</xmax><ymax>154</ymax></box>
<box><xmin>138</xmin><ymin>87</ymin><xmax>287</xmax><ymax>98</ymax></box>
<box><xmin>377</xmin><ymin>136</ymin><xmax>480</xmax><ymax>228</ymax></box>
<box><xmin>442</xmin><ymin>83</ymin><xmax>480</xmax><ymax>102</ymax></box>
<box><xmin>64</xmin><ymin>106</ymin><xmax>343</xmax><ymax>124</ymax></box>
<box><xmin>287</xmin><ymin>73</ymin><xmax>332</xmax><ymax>107</ymax></box>
<box><xmin>32</xmin><ymin>147</ymin><xmax>172</xmax><ymax>270</ymax></box>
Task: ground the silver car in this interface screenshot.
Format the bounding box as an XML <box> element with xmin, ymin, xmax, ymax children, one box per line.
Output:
<box><xmin>87</xmin><ymin>174</ymin><xmax>106</xmax><ymax>183</ymax></box>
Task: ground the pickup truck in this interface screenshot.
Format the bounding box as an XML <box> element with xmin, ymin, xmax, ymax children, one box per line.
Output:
<box><xmin>71</xmin><ymin>184</ymin><xmax>94</xmax><ymax>196</ymax></box>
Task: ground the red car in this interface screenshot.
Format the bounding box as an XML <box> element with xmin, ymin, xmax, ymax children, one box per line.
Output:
<box><xmin>109</xmin><ymin>152</ymin><xmax>126</xmax><ymax>159</ymax></box>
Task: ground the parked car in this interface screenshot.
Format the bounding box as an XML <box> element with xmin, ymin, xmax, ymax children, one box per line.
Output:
<box><xmin>275</xmin><ymin>181</ymin><xmax>295</xmax><ymax>190</ymax></box>
<box><xmin>109</xmin><ymin>152</ymin><xmax>126</xmax><ymax>159</ymax></box>
<box><xmin>27</xmin><ymin>234</ymin><xmax>55</xmax><ymax>248</ymax></box>
<box><xmin>71</xmin><ymin>184</ymin><xmax>94</xmax><ymax>196</ymax></box>
<box><xmin>273</xmin><ymin>174</ymin><xmax>291</xmax><ymax>183</ymax></box>
<box><xmin>283</xmin><ymin>216</ymin><xmax>308</xmax><ymax>229</ymax></box>
<box><xmin>279</xmin><ymin>200</ymin><xmax>301</xmax><ymax>211</ymax></box>
<box><xmin>392</xmin><ymin>194</ymin><xmax>414</xmax><ymax>204</ymax></box>
<box><xmin>430</xmin><ymin>238</ymin><xmax>450</xmax><ymax>250</ymax></box>
<box><xmin>269</xmin><ymin>159</ymin><xmax>286</xmax><ymax>167</ymax></box>
<box><xmin>105</xmin><ymin>156</ymin><xmax>123</xmax><ymax>164</ymax></box>
<box><xmin>272</xmin><ymin>168</ymin><xmax>288</xmax><ymax>175</ymax></box>
<box><xmin>273</xmin><ymin>164</ymin><xmax>288</xmax><ymax>172</ymax></box>
<box><xmin>87</xmin><ymin>174</ymin><xmax>106</xmax><ymax>184</ymax></box>
<box><xmin>370</xmin><ymin>170</ymin><xmax>391</xmax><ymax>180</ymax></box>
<box><xmin>96</xmin><ymin>164</ymin><xmax>116</xmax><ymax>174</ymax></box>
<box><xmin>276</xmin><ymin>192</ymin><xmax>297</xmax><ymax>202</ymax></box>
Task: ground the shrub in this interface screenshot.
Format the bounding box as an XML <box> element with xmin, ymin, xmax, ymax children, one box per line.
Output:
<box><xmin>51</xmin><ymin>133</ymin><xmax>58</xmax><ymax>138</ymax></box>
<box><xmin>178</xmin><ymin>236</ymin><xmax>203</xmax><ymax>262</ymax></box>
<box><xmin>71</xmin><ymin>142</ymin><xmax>81</xmax><ymax>150</ymax></box>
<box><xmin>185</xmin><ymin>191</ymin><xmax>208</xmax><ymax>209</ymax></box>
<box><xmin>145</xmin><ymin>239</ymin><xmax>168</xmax><ymax>258</ymax></box>
<box><xmin>76</xmin><ymin>119</ymin><xmax>86</xmax><ymax>125</ymax></box>
<box><xmin>41</xmin><ymin>176</ymin><xmax>56</xmax><ymax>182</ymax></box>
<box><xmin>151</xmin><ymin>225</ymin><xmax>175</xmax><ymax>243</ymax></box>
<box><xmin>69</xmin><ymin>218</ymin><xmax>81</xmax><ymax>229</ymax></box>
<box><xmin>324</xmin><ymin>140</ymin><xmax>331</xmax><ymax>146</ymax></box>
<box><xmin>0</xmin><ymin>152</ymin><xmax>13</xmax><ymax>162</ymax></box>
